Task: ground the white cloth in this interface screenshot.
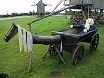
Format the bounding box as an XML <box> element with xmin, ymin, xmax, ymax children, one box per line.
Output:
<box><xmin>84</xmin><ymin>24</ymin><xmax>90</xmax><ymax>32</ymax></box>
<box><xmin>70</xmin><ymin>25</ymin><xmax>73</xmax><ymax>28</ymax></box>
<box><xmin>84</xmin><ymin>18</ymin><xmax>94</xmax><ymax>32</ymax></box>
<box><xmin>27</xmin><ymin>31</ymin><xmax>33</xmax><ymax>52</ymax></box>
<box><xmin>23</xmin><ymin>28</ymin><xmax>27</xmax><ymax>52</ymax></box>
<box><xmin>18</xmin><ymin>26</ymin><xmax>23</xmax><ymax>53</ymax></box>
<box><xmin>17</xmin><ymin>25</ymin><xmax>33</xmax><ymax>53</ymax></box>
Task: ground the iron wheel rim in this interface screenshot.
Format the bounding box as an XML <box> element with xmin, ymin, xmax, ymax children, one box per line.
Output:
<box><xmin>72</xmin><ymin>45</ymin><xmax>84</xmax><ymax>65</ymax></box>
<box><xmin>89</xmin><ymin>33</ymin><xmax>99</xmax><ymax>54</ymax></box>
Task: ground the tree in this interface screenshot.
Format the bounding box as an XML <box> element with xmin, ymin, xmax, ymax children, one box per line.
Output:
<box><xmin>33</xmin><ymin>10</ymin><xmax>35</xmax><ymax>15</ymax></box>
<box><xmin>29</xmin><ymin>11</ymin><xmax>33</xmax><ymax>15</ymax></box>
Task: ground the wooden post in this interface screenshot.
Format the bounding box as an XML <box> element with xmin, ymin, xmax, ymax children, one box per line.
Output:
<box><xmin>29</xmin><ymin>24</ymin><xmax>32</xmax><ymax>32</ymax></box>
<box><xmin>28</xmin><ymin>51</ymin><xmax>32</xmax><ymax>72</ymax></box>
<box><xmin>32</xmin><ymin>35</ymin><xmax>61</xmax><ymax>45</ymax></box>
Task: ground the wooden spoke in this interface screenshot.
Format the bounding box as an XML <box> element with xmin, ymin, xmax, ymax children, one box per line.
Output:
<box><xmin>72</xmin><ymin>45</ymin><xmax>84</xmax><ymax>65</ymax></box>
<box><xmin>89</xmin><ymin>33</ymin><xmax>99</xmax><ymax>54</ymax></box>
<box><xmin>49</xmin><ymin>44</ymin><xmax>58</xmax><ymax>56</ymax></box>
<box><xmin>55</xmin><ymin>45</ymin><xmax>67</xmax><ymax>65</ymax></box>
<box><xmin>43</xmin><ymin>44</ymin><xmax>58</xmax><ymax>59</ymax></box>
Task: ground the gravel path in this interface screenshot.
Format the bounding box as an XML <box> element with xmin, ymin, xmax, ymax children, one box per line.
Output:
<box><xmin>0</xmin><ymin>16</ymin><xmax>31</xmax><ymax>20</ymax></box>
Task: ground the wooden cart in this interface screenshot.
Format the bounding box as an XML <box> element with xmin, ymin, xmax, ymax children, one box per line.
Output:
<box><xmin>4</xmin><ymin>24</ymin><xmax>99</xmax><ymax>71</ymax></box>
<box><xmin>44</xmin><ymin>28</ymin><xmax>99</xmax><ymax>65</ymax></box>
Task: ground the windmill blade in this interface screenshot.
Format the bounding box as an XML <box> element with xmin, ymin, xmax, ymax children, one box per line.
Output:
<box><xmin>31</xmin><ymin>5</ymin><xmax>37</xmax><ymax>6</ymax></box>
<box><xmin>52</xmin><ymin>0</ymin><xmax>64</xmax><ymax>12</ymax></box>
<box><xmin>46</xmin><ymin>4</ymin><xmax>52</xmax><ymax>6</ymax></box>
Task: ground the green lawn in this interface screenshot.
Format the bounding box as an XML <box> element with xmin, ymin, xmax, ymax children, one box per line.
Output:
<box><xmin>0</xmin><ymin>16</ymin><xmax>104</xmax><ymax>78</ymax></box>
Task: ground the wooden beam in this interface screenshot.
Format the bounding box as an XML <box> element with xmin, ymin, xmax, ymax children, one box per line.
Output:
<box><xmin>32</xmin><ymin>35</ymin><xmax>61</xmax><ymax>45</ymax></box>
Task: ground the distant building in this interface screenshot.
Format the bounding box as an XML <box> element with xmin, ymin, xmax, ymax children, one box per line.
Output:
<box><xmin>36</xmin><ymin>0</ymin><xmax>47</xmax><ymax>16</ymax></box>
<box><xmin>31</xmin><ymin>0</ymin><xmax>47</xmax><ymax>17</ymax></box>
<box><xmin>64</xmin><ymin>0</ymin><xmax>104</xmax><ymax>24</ymax></box>
<box><xmin>64</xmin><ymin>0</ymin><xmax>104</xmax><ymax>12</ymax></box>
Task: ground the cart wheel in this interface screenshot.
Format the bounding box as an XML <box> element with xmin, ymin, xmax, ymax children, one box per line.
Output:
<box><xmin>49</xmin><ymin>44</ymin><xmax>58</xmax><ymax>56</ymax></box>
<box><xmin>43</xmin><ymin>44</ymin><xmax>57</xmax><ymax>59</ymax></box>
<box><xmin>72</xmin><ymin>45</ymin><xmax>84</xmax><ymax>65</ymax></box>
<box><xmin>89</xmin><ymin>33</ymin><xmax>99</xmax><ymax>54</ymax></box>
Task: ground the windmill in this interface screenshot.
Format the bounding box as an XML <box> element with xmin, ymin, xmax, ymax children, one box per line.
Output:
<box><xmin>31</xmin><ymin>0</ymin><xmax>52</xmax><ymax>17</ymax></box>
<box><xmin>63</xmin><ymin>0</ymin><xmax>104</xmax><ymax>24</ymax></box>
<box><xmin>28</xmin><ymin>0</ymin><xmax>104</xmax><ymax>26</ymax></box>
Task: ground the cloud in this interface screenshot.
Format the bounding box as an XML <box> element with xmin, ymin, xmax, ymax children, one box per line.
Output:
<box><xmin>0</xmin><ymin>0</ymin><xmax>64</xmax><ymax>14</ymax></box>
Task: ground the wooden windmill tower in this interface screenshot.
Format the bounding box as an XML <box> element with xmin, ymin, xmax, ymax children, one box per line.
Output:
<box><xmin>31</xmin><ymin>0</ymin><xmax>51</xmax><ymax>17</ymax></box>
<box><xmin>64</xmin><ymin>0</ymin><xmax>104</xmax><ymax>24</ymax></box>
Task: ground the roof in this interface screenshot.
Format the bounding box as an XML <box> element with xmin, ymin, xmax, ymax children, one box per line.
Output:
<box><xmin>36</xmin><ymin>0</ymin><xmax>47</xmax><ymax>6</ymax></box>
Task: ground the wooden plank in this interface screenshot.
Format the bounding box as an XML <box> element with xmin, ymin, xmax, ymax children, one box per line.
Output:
<box><xmin>32</xmin><ymin>35</ymin><xmax>61</xmax><ymax>45</ymax></box>
<box><xmin>69</xmin><ymin>0</ymin><xmax>104</xmax><ymax>9</ymax></box>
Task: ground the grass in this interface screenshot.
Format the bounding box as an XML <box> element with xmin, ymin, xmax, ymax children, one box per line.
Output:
<box><xmin>0</xmin><ymin>16</ymin><xmax>104</xmax><ymax>78</ymax></box>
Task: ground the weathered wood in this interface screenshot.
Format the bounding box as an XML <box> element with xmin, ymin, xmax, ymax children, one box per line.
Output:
<box><xmin>69</xmin><ymin>11</ymin><xmax>104</xmax><ymax>25</ymax></box>
<box><xmin>28</xmin><ymin>51</ymin><xmax>32</xmax><ymax>72</ymax></box>
<box><xmin>32</xmin><ymin>35</ymin><xmax>61</xmax><ymax>45</ymax></box>
<box><xmin>69</xmin><ymin>0</ymin><xmax>104</xmax><ymax>9</ymax></box>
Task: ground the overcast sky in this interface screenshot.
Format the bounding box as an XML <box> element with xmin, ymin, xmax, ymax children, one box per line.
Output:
<box><xmin>0</xmin><ymin>0</ymin><xmax>64</xmax><ymax>15</ymax></box>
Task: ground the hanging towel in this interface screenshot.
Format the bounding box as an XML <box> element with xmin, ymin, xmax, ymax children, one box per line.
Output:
<box><xmin>17</xmin><ymin>25</ymin><xmax>33</xmax><ymax>53</ymax></box>
<box><xmin>27</xmin><ymin>31</ymin><xmax>33</xmax><ymax>52</ymax></box>
<box><xmin>23</xmin><ymin>28</ymin><xmax>27</xmax><ymax>52</ymax></box>
<box><xmin>17</xmin><ymin>26</ymin><xmax>23</xmax><ymax>53</ymax></box>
